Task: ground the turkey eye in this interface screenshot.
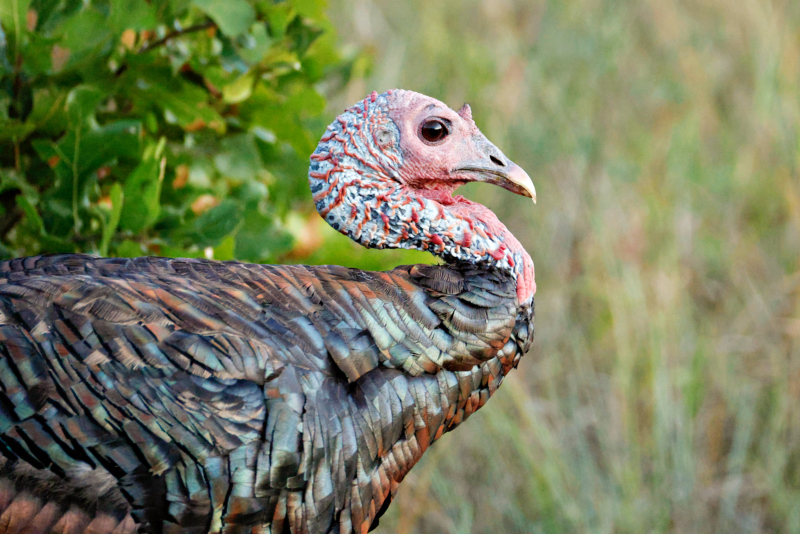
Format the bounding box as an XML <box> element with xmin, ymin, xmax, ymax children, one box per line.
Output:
<box><xmin>420</xmin><ymin>120</ymin><xmax>448</xmax><ymax>143</ymax></box>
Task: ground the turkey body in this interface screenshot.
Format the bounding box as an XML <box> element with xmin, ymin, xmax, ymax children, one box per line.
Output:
<box><xmin>0</xmin><ymin>254</ymin><xmax>533</xmax><ymax>534</ymax></box>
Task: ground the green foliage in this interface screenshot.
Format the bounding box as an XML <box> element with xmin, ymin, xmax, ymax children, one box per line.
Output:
<box><xmin>0</xmin><ymin>0</ymin><xmax>351</xmax><ymax>262</ymax></box>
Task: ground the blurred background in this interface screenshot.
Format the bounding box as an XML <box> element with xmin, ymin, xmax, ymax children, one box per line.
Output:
<box><xmin>2</xmin><ymin>0</ymin><xmax>800</xmax><ymax>532</ymax></box>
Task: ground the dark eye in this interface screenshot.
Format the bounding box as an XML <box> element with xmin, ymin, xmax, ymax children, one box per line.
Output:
<box><xmin>420</xmin><ymin>120</ymin><xmax>448</xmax><ymax>143</ymax></box>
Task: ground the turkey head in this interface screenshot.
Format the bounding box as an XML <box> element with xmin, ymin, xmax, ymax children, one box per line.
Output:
<box><xmin>310</xmin><ymin>89</ymin><xmax>537</xmax><ymax>303</ymax></box>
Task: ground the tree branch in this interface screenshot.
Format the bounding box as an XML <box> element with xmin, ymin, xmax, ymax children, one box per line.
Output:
<box><xmin>138</xmin><ymin>21</ymin><xmax>216</xmax><ymax>54</ymax></box>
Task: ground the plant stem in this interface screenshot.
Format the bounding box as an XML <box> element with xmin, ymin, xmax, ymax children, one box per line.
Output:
<box><xmin>72</xmin><ymin>127</ymin><xmax>80</xmax><ymax>236</ymax></box>
<box><xmin>138</xmin><ymin>21</ymin><xmax>216</xmax><ymax>54</ymax></box>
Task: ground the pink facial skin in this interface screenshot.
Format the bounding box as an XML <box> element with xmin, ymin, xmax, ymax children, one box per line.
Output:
<box><xmin>388</xmin><ymin>92</ymin><xmax>480</xmax><ymax>192</ymax></box>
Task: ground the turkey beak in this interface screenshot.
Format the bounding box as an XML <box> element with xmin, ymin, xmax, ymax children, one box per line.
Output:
<box><xmin>453</xmin><ymin>158</ymin><xmax>537</xmax><ymax>204</ymax></box>
<box><xmin>497</xmin><ymin>162</ymin><xmax>537</xmax><ymax>204</ymax></box>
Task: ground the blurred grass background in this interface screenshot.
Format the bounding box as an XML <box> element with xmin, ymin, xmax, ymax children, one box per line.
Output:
<box><xmin>327</xmin><ymin>0</ymin><xmax>800</xmax><ymax>532</ymax></box>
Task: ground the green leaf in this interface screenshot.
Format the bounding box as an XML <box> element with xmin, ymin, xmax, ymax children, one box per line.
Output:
<box><xmin>0</xmin><ymin>169</ymin><xmax>37</xmax><ymax>200</ymax></box>
<box><xmin>116</xmin><ymin>239</ymin><xmax>144</xmax><ymax>258</ymax></box>
<box><xmin>0</xmin><ymin>241</ymin><xmax>14</xmax><ymax>259</ymax></box>
<box><xmin>222</xmin><ymin>72</ymin><xmax>255</xmax><ymax>104</ymax></box>
<box><xmin>39</xmin><ymin>234</ymin><xmax>74</xmax><ymax>253</ymax></box>
<box><xmin>26</xmin><ymin>88</ymin><xmax>66</xmax><ymax>135</ymax></box>
<box><xmin>137</xmin><ymin>76</ymin><xmax>225</xmax><ymax>133</ymax></box>
<box><xmin>0</xmin><ymin>0</ymin><xmax>32</xmax><ymax>59</ymax></box>
<box><xmin>20</xmin><ymin>32</ymin><xmax>58</xmax><ymax>76</ymax></box>
<box><xmin>214</xmin><ymin>133</ymin><xmax>262</xmax><ymax>181</ymax></box>
<box><xmin>65</xmin><ymin>84</ymin><xmax>103</xmax><ymax>125</ymax></box>
<box><xmin>30</xmin><ymin>0</ymin><xmax>60</xmax><ymax>31</ymax></box>
<box><xmin>213</xmin><ymin>234</ymin><xmax>235</xmax><ymax>261</ymax></box>
<box><xmin>109</xmin><ymin>0</ymin><xmax>157</xmax><ymax>32</ymax></box>
<box><xmin>232</xmin><ymin>178</ymin><xmax>268</xmax><ymax>206</ymax></box>
<box><xmin>57</xmin><ymin>6</ymin><xmax>112</xmax><ymax>64</ymax></box>
<box><xmin>36</xmin><ymin>120</ymin><xmax>141</xmax><ymax>184</ymax></box>
<box><xmin>0</xmin><ymin>119</ymin><xmax>34</xmax><ymax>141</ymax></box>
<box><xmin>234</xmin><ymin>210</ymin><xmax>291</xmax><ymax>262</ymax></box>
<box><xmin>289</xmin><ymin>0</ymin><xmax>325</xmax><ymax>19</ymax></box>
<box><xmin>285</xmin><ymin>14</ymin><xmax>323</xmax><ymax>57</ymax></box>
<box><xmin>192</xmin><ymin>199</ymin><xmax>242</xmax><ymax>244</ymax></box>
<box><xmin>119</xmin><ymin>141</ymin><xmax>166</xmax><ymax>233</ymax></box>
<box><xmin>16</xmin><ymin>195</ymin><xmax>44</xmax><ymax>236</ymax></box>
<box><xmin>265</xmin><ymin>3</ymin><xmax>293</xmax><ymax>39</ymax></box>
<box><xmin>240</xmin><ymin>85</ymin><xmax>323</xmax><ymax>156</ymax></box>
<box><xmin>100</xmin><ymin>182</ymin><xmax>123</xmax><ymax>256</ymax></box>
<box><xmin>31</xmin><ymin>120</ymin><xmax>141</xmax><ymax>239</ymax></box>
<box><xmin>238</xmin><ymin>22</ymin><xmax>271</xmax><ymax>64</ymax></box>
<box><xmin>193</xmin><ymin>0</ymin><xmax>255</xmax><ymax>36</ymax></box>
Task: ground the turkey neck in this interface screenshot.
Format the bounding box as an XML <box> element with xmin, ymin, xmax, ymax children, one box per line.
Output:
<box><xmin>309</xmin><ymin>91</ymin><xmax>535</xmax><ymax>304</ymax></box>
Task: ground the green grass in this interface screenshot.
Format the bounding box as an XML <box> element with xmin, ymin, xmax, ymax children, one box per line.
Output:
<box><xmin>327</xmin><ymin>0</ymin><xmax>800</xmax><ymax>531</ymax></box>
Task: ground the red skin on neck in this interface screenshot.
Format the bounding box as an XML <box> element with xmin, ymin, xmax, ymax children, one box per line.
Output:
<box><xmin>450</xmin><ymin>198</ymin><xmax>536</xmax><ymax>303</ymax></box>
<box><xmin>415</xmin><ymin>184</ymin><xmax>535</xmax><ymax>302</ymax></box>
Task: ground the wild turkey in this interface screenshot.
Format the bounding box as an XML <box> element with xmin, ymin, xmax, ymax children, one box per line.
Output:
<box><xmin>0</xmin><ymin>90</ymin><xmax>535</xmax><ymax>534</ymax></box>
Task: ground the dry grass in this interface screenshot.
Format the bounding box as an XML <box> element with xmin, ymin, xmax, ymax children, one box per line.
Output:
<box><xmin>325</xmin><ymin>0</ymin><xmax>800</xmax><ymax>531</ymax></box>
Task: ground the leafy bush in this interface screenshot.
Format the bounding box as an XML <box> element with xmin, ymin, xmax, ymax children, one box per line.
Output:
<box><xmin>0</xmin><ymin>0</ymin><xmax>350</xmax><ymax>261</ymax></box>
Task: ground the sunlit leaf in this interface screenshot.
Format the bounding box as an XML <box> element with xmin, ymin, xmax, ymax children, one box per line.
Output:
<box><xmin>213</xmin><ymin>234</ymin><xmax>235</xmax><ymax>260</ymax></box>
<box><xmin>222</xmin><ymin>72</ymin><xmax>254</xmax><ymax>104</ymax></box>
<box><xmin>193</xmin><ymin>0</ymin><xmax>255</xmax><ymax>36</ymax></box>
<box><xmin>290</xmin><ymin>0</ymin><xmax>325</xmax><ymax>19</ymax></box>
